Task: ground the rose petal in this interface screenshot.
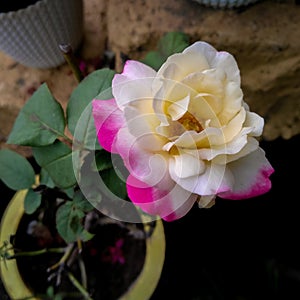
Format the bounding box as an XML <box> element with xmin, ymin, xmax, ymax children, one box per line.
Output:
<box><xmin>198</xmin><ymin>126</ymin><xmax>254</xmax><ymax>162</ymax></box>
<box><xmin>209</xmin><ymin>136</ymin><xmax>259</xmax><ymax>164</ymax></box>
<box><xmin>124</xmin><ymin>104</ymin><xmax>166</xmax><ymax>152</ymax></box>
<box><xmin>115</xmin><ymin>127</ymin><xmax>171</xmax><ymax>188</ymax></box>
<box><xmin>218</xmin><ymin>148</ymin><xmax>274</xmax><ymax>200</ymax></box>
<box><xmin>112</xmin><ymin>60</ymin><xmax>156</xmax><ymax>109</ymax></box>
<box><xmin>244</xmin><ymin>111</ymin><xmax>264</xmax><ymax>137</ymax></box>
<box><xmin>172</xmin><ymin>151</ymin><xmax>205</xmax><ymax>179</ymax></box>
<box><xmin>92</xmin><ymin>99</ymin><xmax>125</xmax><ymax>152</ymax></box>
<box><xmin>169</xmin><ymin>159</ymin><xmax>233</xmax><ymax>196</ymax></box>
<box><xmin>158</xmin><ymin>52</ymin><xmax>210</xmax><ymax>81</ymax></box>
<box><xmin>126</xmin><ymin>175</ymin><xmax>197</xmax><ymax>221</ymax></box>
<box><xmin>183</xmin><ymin>41</ymin><xmax>240</xmax><ymax>84</ymax></box>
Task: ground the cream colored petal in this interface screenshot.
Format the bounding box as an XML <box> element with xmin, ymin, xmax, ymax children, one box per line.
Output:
<box><xmin>188</xmin><ymin>94</ymin><xmax>221</xmax><ymax>127</ymax></box>
<box><xmin>217</xmin><ymin>137</ymin><xmax>259</xmax><ymax>164</ymax></box>
<box><xmin>171</xmin><ymin>128</ymin><xmax>222</xmax><ymax>149</ymax></box>
<box><xmin>169</xmin><ymin>160</ymin><xmax>233</xmax><ymax>196</ymax></box>
<box><xmin>198</xmin><ymin>195</ymin><xmax>216</xmax><ymax>208</ymax></box>
<box><xmin>183</xmin><ymin>41</ymin><xmax>240</xmax><ymax>85</ymax></box>
<box><xmin>158</xmin><ymin>51</ymin><xmax>210</xmax><ymax>81</ymax></box>
<box><xmin>112</xmin><ymin>60</ymin><xmax>156</xmax><ymax>109</ymax></box>
<box><xmin>182</xmin><ymin>69</ymin><xmax>225</xmax><ymax>100</ymax></box>
<box><xmin>221</xmin><ymin>107</ymin><xmax>246</xmax><ymax>143</ymax></box>
<box><xmin>214</xmin><ymin>51</ymin><xmax>241</xmax><ymax>85</ymax></box>
<box><xmin>167</xmin><ymin>94</ymin><xmax>190</xmax><ymax>121</ymax></box>
<box><xmin>172</xmin><ymin>151</ymin><xmax>205</xmax><ymax>178</ymax></box>
<box><xmin>124</xmin><ymin>105</ymin><xmax>166</xmax><ymax>151</ymax></box>
<box><xmin>244</xmin><ymin>111</ymin><xmax>264</xmax><ymax>137</ymax></box>
<box><xmin>197</xmin><ymin>127</ymin><xmax>255</xmax><ymax>162</ymax></box>
<box><xmin>183</xmin><ymin>41</ymin><xmax>218</xmax><ymax>67</ymax></box>
<box><xmin>219</xmin><ymin>81</ymin><xmax>243</xmax><ymax>124</ymax></box>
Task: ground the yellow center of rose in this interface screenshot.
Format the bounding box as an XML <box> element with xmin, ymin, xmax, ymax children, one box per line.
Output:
<box><xmin>177</xmin><ymin>111</ymin><xmax>203</xmax><ymax>133</ymax></box>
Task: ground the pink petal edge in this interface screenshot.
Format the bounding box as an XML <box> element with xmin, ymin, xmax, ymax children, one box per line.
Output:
<box><xmin>92</xmin><ymin>99</ymin><xmax>125</xmax><ymax>152</ymax></box>
<box><xmin>219</xmin><ymin>164</ymin><xmax>274</xmax><ymax>200</ymax></box>
<box><xmin>126</xmin><ymin>175</ymin><xmax>196</xmax><ymax>221</ymax></box>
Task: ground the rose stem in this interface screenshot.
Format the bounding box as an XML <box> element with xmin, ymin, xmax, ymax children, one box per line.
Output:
<box><xmin>7</xmin><ymin>247</ymin><xmax>66</xmax><ymax>259</ymax></box>
<box><xmin>77</xmin><ymin>239</ymin><xmax>88</xmax><ymax>289</ymax></box>
<box><xmin>47</xmin><ymin>243</ymin><xmax>75</xmax><ymax>272</ymax></box>
<box><xmin>67</xmin><ymin>271</ymin><xmax>93</xmax><ymax>300</ymax></box>
<box><xmin>59</xmin><ymin>43</ymin><xmax>84</xmax><ymax>83</ymax></box>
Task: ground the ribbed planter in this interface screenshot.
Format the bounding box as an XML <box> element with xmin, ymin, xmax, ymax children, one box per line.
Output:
<box><xmin>0</xmin><ymin>0</ymin><xmax>83</xmax><ymax>69</ymax></box>
<box><xmin>192</xmin><ymin>0</ymin><xmax>260</xmax><ymax>8</ymax></box>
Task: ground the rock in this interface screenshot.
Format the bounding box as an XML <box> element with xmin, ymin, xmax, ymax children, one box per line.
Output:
<box><xmin>106</xmin><ymin>0</ymin><xmax>300</xmax><ymax>141</ymax></box>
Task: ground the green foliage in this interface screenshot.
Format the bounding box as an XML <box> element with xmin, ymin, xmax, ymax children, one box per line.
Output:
<box><xmin>24</xmin><ymin>188</ymin><xmax>42</xmax><ymax>214</ymax></box>
<box><xmin>93</xmin><ymin>149</ymin><xmax>113</xmax><ymax>172</ymax></box>
<box><xmin>56</xmin><ymin>191</ymin><xmax>94</xmax><ymax>243</ymax></box>
<box><xmin>7</xmin><ymin>83</ymin><xmax>66</xmax><ymax>147</ymax></box>
<box><xmin>45</xmin><ymin>286</ymin><xmax>63</xmax><ymax>300</ymax></box>
<box><xmin>1</xmin><ymin>32</ymin><xmax>187</xmax><ymax>246</ymax></box>
<box><xmin>39</xmin><ymin>168</ymin><xmax>55</xmax><ymax>188</ymax></box>
<box><xmin>1</xmin><ymin>68</ymin><xmax>119</xmax><ymax>245</ymax></box>
<box><xmin>101</xmin><ymin>166</ymin><xmax>127</xmax><ymax>200</ymax></box>
<box><xmin>141</xmin><ymin>31</ymin><xmax>190</xmax><ymax>70</ymax></box>
<box><xmin>0</xmin><ymin>149</ymin><xmax>35</xmax><ymax>190</ymax></box>
<box><xmin>67</xmin><ymin>68</ymin><xmax>115</xmax><ymax>150</ymax></box>
<box><xmin>33</xmin><ymin>140</ymin><xmax>77</xmax><ymax>189</ymax></box>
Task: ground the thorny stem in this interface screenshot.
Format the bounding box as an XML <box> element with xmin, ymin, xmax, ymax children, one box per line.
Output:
<box><xmin>59</xmin><ymin>44</ymin><xmax>84</xmax><ymax>83</ymax></box>
<box><xmin>67</xmin><ymin>271</ymin><xmax>93</xmax><ymax>300</ymax></box>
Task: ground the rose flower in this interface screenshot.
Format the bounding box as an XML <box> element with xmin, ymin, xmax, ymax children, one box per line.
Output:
<box><xmin>92</xmin><ymin>41</ymin><xmax>274</xmax><ymax>221</ymax></box>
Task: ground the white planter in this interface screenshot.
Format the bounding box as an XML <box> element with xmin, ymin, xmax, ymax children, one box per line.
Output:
<box><xmin>192</xmin><ymin>0</ymin><xmax>260</xmax><ymax>8</ymax></box>
<box><xmin>0</xmin><ymin>0</ymin><xmax>83</xmax><ymax>69</ymax></box>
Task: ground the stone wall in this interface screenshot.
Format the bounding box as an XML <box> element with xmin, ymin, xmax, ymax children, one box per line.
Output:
<box><xmin>107</xmin><ymin>0</ymin><xmax>300</xmax><ymax>141</ymax></box>
<box><xmin>0</xmin><ymin>0</ymin><xmax>299</xmax><ymax>157</ymax></box>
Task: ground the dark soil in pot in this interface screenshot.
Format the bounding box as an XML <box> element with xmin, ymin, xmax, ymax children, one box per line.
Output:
<box><xmin>10</xmin><ymin>200</ymin><xmax>147</xmax><ymax>300</ymax></box>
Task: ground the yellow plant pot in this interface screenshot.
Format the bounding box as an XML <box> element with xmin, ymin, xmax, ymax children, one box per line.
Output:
<box><xmin>0</xmin><ymin>190</ymin><xmax>165</xmax><ymax>300</ymax></box>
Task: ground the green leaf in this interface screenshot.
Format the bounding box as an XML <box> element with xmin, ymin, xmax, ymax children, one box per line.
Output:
<box><xmin>7</xmin><ymin>83</ymin><xmax>66</xmax><ymax>146</ymax></box>
<box><xmin>24</xmin><ymin>188</ymin><xmax>42</xmax><ymax>214</ymax></box>
<box><xmin>72</xmin><ymin>104</ymin><xmax>101</xmax><ymax>151</ymax></box>
<box><xmin>46</xmin><ymin>286</ymin><xmax>55</xmax><ymax>297</ymax></box>
<box><xmin>141</xmin><ymin>51</ymin><xmax>165</xmax><ymax>71</ymax></box>
<box><xmin>56</xmin><ymin>201</ymin><xmax>94</xmax><ymax>243</ymax></box>
<box><xmin>73</xmin><ymin>191</ymin><xmax>94</xmax><ymax>212</ymax></box>
<box><xmin>67</xmin><ymin>68</ymin><xmax>115</xmax><ymax>150</ymax></box>
<box><xmin>93</xmin><ymin>149</ymin><xmax>113</xmax><ymax>172</ymax></box>
<box><xmin>141</xmin><ymin>31</ymin><xmax>190</xmax><ymax>70</ymax></box>
<box><xmin>158</xmin><ymin>31</ymin><xmax>190</xmax><ymax>57</ymax></box>
<box><xmin>40</xmin><ymin>168</ymin><xmax>55</xmax><ymax>188</ymax></box>
<box><xmin>0</xmin><ymin>149</ymin><xmax>35</xmax><ymax>190</ymax></box>
<box><xmin>33</xmin><ymin>141</ymin><xmax>77</xmax><ymax>189</ymax></box>
<box><xmin>62</xmin><ymin>187</ymin><xmax>75</xmax><ymax>199</ymax></box>
<box><xmin>101</xmin><ymin>167</ymin><xmax>127</xmax><ymax>200</ymax></box>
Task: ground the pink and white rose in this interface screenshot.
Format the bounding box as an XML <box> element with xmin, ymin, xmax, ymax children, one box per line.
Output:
<box><xmin>92</xmin><ymin>41</ymin><xmax>274</xmax><ymax>221</ymax></box>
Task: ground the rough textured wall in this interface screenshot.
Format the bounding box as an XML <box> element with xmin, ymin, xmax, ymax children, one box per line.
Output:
<box><xmin>107</xmin><ymin>0</ymin><xmax>300</xmax><ymax>141</ymax></box>
<box><xmin>0</xmin><ymin>0</ymin><xmax>299</xmax><ymax>157</ymax></box>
